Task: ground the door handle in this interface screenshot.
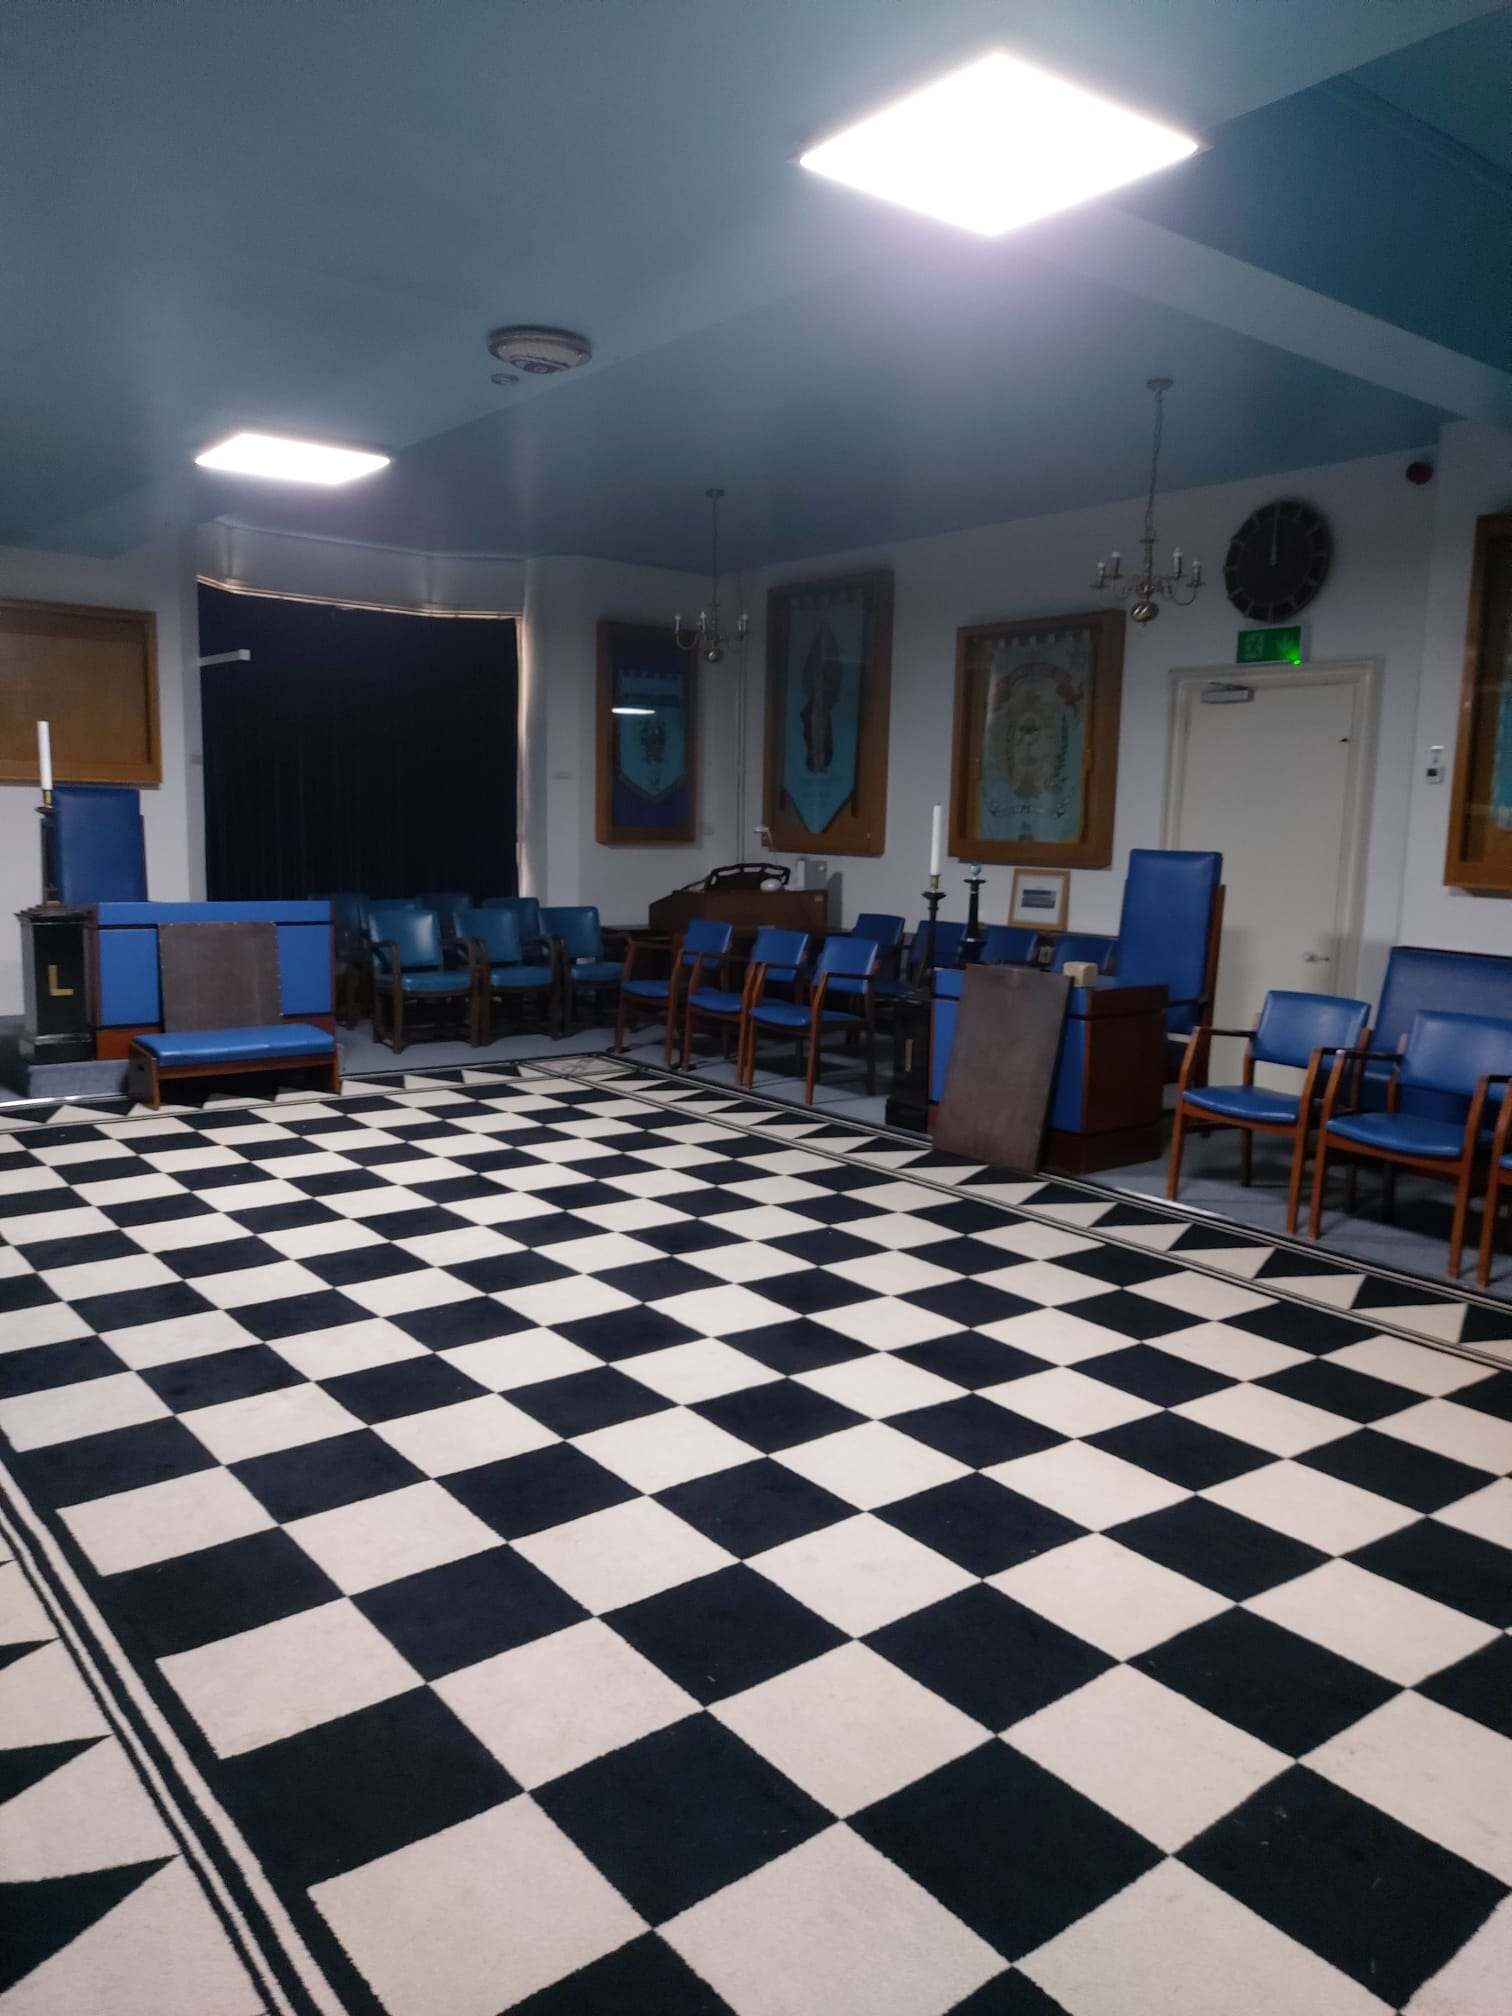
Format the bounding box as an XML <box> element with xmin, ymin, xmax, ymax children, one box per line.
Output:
<box><xmin>1301</xmin><ymin>952</ymin><xmax>1330</xmax><ymax>964</ymax></box>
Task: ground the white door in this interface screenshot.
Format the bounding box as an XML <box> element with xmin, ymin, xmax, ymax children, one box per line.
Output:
<box><xmin>1164</xmin><ymin>666</ymin><xmax>1374</xmax><ymax>1065</ymax></box>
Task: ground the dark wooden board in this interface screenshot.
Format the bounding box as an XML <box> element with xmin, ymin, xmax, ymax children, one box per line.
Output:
<box><xmin>159</xmin><ymin>922</ymin><xmax>280</xmax><ymax>1031</ymax></box>
<box><xmin>934</xmin><ymin>965</ymin><xmax>1071</xmax><ymax>1171</ymax></box>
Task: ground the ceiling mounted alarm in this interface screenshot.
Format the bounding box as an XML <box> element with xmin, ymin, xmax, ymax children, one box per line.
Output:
<box><xmin>485</xmin><ymin>326</ymin><xmax>592</xmax><ymax>375</ymax></box>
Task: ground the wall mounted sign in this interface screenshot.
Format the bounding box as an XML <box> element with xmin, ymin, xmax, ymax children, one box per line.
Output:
<box><xmin>763</xmin><ymin>569</ymin><xmax>892</xmax><ymax>856</ymax></box>
<box><xmin>1236</xmin><ymin>625</ymin><xmax>1303</xmax><ymax>665</ymax></box>
<box><xmin>949</xmin><ymin>608</ymin><xmax>1124</xmax><ymax>869</ymax></box>
<box><xmin>1008</xmin><ymin>866</ymin><xmax>1070</xmax><ymax>932</ymax></box>
<box><xmin>596</xmin><ymin>620</ymin><xmax>697</xmax><ymax>846</ymax></box>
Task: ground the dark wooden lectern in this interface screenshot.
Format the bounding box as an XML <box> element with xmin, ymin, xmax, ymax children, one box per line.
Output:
<box><xmin>647</xmin><ymin>886</ymin><xmax>829</xmax><ymax>941</ymax></box>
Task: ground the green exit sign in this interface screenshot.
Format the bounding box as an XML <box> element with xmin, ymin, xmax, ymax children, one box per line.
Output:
<box><xmin>1236</xmin><ymin>625</ymin><xmax>1303</xmax><ymax>665</ymax></box>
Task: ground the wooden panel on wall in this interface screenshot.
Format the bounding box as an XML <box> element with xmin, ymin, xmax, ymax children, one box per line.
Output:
<box><xmin>0</xmin><ymin>598</ymin><xmax>161</xmax><ymax>786</ymax></box>
<box><xmin>1445</xmin><ymin>514</ymin><xmax>1512</xmax><ymax>894</ymax></box>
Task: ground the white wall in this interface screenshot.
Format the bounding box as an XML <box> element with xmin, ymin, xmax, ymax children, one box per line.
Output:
<box><xmin>520</xmin><ymin>555</ymin><xmax>748</xmax><ymax>922</ymax></box>
<box><xmin>0</xmin><ymin>534</ymin><xmax>200</xmax><ymax>1016</ymax></box>
<box><xmin>1399</xmin><ymin>420</ymin><xmax>1512</xmax><ymax>951</ymax></box>
<box><xmin>738</xmin><ymin>444</ymin><xmax>1442</xmax><ymax>1007</ymax></box>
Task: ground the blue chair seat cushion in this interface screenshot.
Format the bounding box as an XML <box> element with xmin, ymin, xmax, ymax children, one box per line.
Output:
<box><xmin>1326</xmin><ymin>1112</ymin><xmax>1466</xmax><ymax>1159</ymax></box>
<box><xmin>397</xmin><ymin>970</ymin><xmax>472</xmax><ymax>996</ymax></box>
<box><xmin>490</xmin><ymin>964</ymin><xmax>554</xmax><ymax>989</ymax></box>
<box><xmin>750</xmin><ymin>1000</ymin><xmax>859</xmax><ymax>1030</ymax></box>
<box><xmin>567</xmin><ymin>961</ymin><xmax>623</xmax><ymax>985</ymax></box>
<box><xmin>623</xmin><ymin>978</ymin><xmax>671</xmax><ymax>1001</ymax></box>
<box><xmin>136</xmin><ymin>1024</ymin><xmax>335</xmax><ymax>1066</ymax></box>
<box><xmin>1184</xmin><ymin>1085</ymin><xmax>1300</xmax><ymax>1127</ymax></box>
<box><xmin>688</xmin><ymin>988</ymin><xmax>745</xmax><ymax>1015</ymax></box>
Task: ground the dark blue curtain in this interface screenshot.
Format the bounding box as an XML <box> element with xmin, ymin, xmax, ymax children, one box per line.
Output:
<box><xmin>199</xmin><ymin>585</ymin><xmax>518</xmax><ymax>901</ymax></box>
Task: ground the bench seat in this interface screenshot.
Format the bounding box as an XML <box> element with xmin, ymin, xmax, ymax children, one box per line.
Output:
<box><xmin>127</xmin><ymin>1022</ymin><xmax>339</xmax><ymax>1107</ymax></box>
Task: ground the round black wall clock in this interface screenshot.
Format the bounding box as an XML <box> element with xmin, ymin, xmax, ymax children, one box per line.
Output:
<box><xmin>1223</xmin><ymin>499</ymin><xmax>1332</xmax><ymax>622</ymax></box>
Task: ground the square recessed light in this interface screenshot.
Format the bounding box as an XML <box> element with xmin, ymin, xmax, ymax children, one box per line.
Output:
<box><xmin>195</xmin><ymin>431</ymin><xmax>390</xmax><ymax>485</ymax></box>
<box><xmin>799</xmin><ymin>50</ymin><xmax>1199</xmax><ymax>237</ymax></box>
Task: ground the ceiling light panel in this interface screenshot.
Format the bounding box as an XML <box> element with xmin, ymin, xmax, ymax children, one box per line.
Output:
<box><xmin>799</xmin><ymin>51</ymin><xmax>1199</xmax><ymax>237</ymax></box>
<box><xmin>195</xmin><ymin>431</ymin><xmax>390</xmax><ymax>485</ymax></box>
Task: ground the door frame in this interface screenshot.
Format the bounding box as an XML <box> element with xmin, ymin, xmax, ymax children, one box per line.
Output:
<box><xmin>1161</xmin><ymin>659</ymin><xmax>1379</xmax><ymax>1001</ymax></box>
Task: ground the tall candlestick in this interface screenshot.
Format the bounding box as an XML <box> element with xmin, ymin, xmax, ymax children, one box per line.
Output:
<box><xmin>37</xmin><ymin>720</ymin><xmax>53</xmax><ymax>796</ymax></box>
<box><xmin>929</xmin><ymin>804</ymin><xmax>943</xmax><ymax>878</ymax></box>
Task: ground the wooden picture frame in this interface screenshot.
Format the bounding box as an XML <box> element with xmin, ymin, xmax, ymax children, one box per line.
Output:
<box><xmin>1445</xmin><ymin>512</ymin><xmax>1512</xmax><ymax>893</ymax></box>
<box><xmin>596</xmin><ymin>619</ymin><xmax>698</xmax><ymax>846</ymax></box>
<box><xmin>763</xmin><ymin>569</ymin><xmax>892</xmax><ymax>856</ymax></box>
<box><xmin>1009</xmin><ymin>866</ymin><xmax>1070</xmax><ymax>933</ymax></box>
<box><xmin>0</xmin><ymin>597</ymin><xmax>161</xmax><ymax>786</ymax></box>
<box><xmin>949</xmin><ymin>608</ymin><xmax>1124</xmax><ymax>868</ymax></box>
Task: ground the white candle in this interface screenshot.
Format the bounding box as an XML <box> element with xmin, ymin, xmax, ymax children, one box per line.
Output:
<box><xmin>1173</xmin><ymin>547</ymin><xmax>1183</xmax><ymax>575</ymax></box>
<box><xmin>37</xmin><ymin>720</ymin><xmax>52</xmax><ymax>794</ymax></box>
<box><xmin>929</xmin><ymin>803</ymin><xmax>943</xmax><ymax>877</ymax></box>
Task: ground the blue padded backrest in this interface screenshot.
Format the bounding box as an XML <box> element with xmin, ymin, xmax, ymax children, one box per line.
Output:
<box><xmin>981</xmin><ymin>926</ymin><xmax>1040</xmax><ymax>966</ymax></box>
<box><xmin>681</xmin><ymin>918</ymin><xmax>735</xmax><ymax>964</ymax></box>
<box><xmin>369</xmin><ymin>904</ymin><xmax>443</xmax><ymax>971</ymax></box>
<box><xmin>314</xmin><ymin>893</ymin><xmax>369</xmax><ymax>936</ymax></box>
<box><xmin>816</xmin><ymin>935</ymin><xmax>879</xmax><ymax>980</ymax></box>
<box><xmin>1049</xmin><ymin>932</ymin><xmax>1118</xmax><ymax>973</ymax></box>
<box><xmin>1376</xmin><ymin>946</ymin><xmax>1512</xmax><ymax>1053</ymax></box>
<box><xmin>1115</xmin><ymin>849</ymin><xmax>1222</xmax><ymax>1031</ymax></box>
<box><xmin>925</xmin><ymin>921</ymin><xmax>968</xmax><ymax>971</ymax></box>
<box><xmin>53</xmin><ymin>785</ymin><xmax>147</xmax><ymax>903</ymax></box>
<box><xmin>419</xmin><ymin>891</ymin><xmax>473</xmax><ymax>933</ymax></box>
<box><xmin>751</xmin><ymin>927</ymin><xmax>809</xmax><ymax>970</ymax></box>
<box><xmin>1251</xmin><ymin>990</ymin><xmax>1370</xmax><ymax>1070</ymax></box>
<box><xmin>1399</xmin><ymin>1010</ymin><xmax>1512</xmax><ymax>1100</ymax></box>
<box><xmin>542</xmin><ymin>906</ymin><xmax>602</xmax><ymax>962</ymax></box>
<box><xmin>456</xmin><ymin>906</ymin><xmax>522</xmax><ymax>965</ymax></box>
<box><xmin>486</xmin><ymin>897</ymin><xmax>544</xmax><ymax>945</ymax></box>
<box><xmin>852</xmin><ymin>912</ymin><xmax>904</xmax><ymax>951</ymax></box>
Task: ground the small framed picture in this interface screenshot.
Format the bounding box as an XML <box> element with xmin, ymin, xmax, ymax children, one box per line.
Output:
<box><xmin>1008</xmin><ymin>866</ymin><xmax>1069</xmax><ymax>933</ymax></box>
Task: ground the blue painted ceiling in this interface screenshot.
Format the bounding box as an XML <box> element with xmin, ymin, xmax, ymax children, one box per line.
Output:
<box><xmin>2</xmin><ymin>0</ymin><xmax>1508</xmax><ymax>567</ymax></box>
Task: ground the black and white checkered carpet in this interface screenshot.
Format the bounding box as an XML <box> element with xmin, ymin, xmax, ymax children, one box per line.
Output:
<box><xmin>2</xmin><ymin>1057</ymin><xmax>1510</xmax><ymax>2014</ymax></box>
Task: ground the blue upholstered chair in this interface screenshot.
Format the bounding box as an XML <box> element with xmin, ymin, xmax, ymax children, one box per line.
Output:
<box><xmin>1168</xmin><ymin>990</ymin><xmax>1371</xmax><ymax>1234</ymax></box>
<box><xmin>1311</xmin><ymin>1009</ymin><xmax>1512</xmax><ymax>1278</ymax></box>
<box><xmin>742</xmin><ymin>935</ymin><xmax>880</xmax><ymax>1103</ymax></box>
<box><xmin>1477</xmin><ymin>1088</ymin><xmax>1512</xmax><ymax>1288</ymax></box>
<box><xmin>367</xmin><ymin>904</ymin><xmax>474</xmax><ymax>1052</ymax></box>
<box><xmin>1113</xmin><ymin>849</ymin><xmax>1224</xmax><ymax>1070</ymax></box>
<box><xmin>615</xmin><ymin>918</ymin><xmax>734</xmax><ymax>1065</ymax></box>
<box><xmin>313</xmin><ymin>893</ymin><xmax>372</xmax><ymax>1028</ymax></box>
<box><xmin>848</xmin><ymin>913</ymin><xmax>905</xmax><ymax>981</ymax></box>
<box><xmin>1049</xmin><ymin>932</ymin><xmax>1118</xmax><ymax>974</ymax></box>
<box><xmin>419</xmin><ymin>892</ymin><xmax>474</xmax><ymax>936</ymax></box>
<box><xmin>456</xmin><ymin>906</ymin><xmax>559</xmax><ymax>1043</ymax></box>
<box><xmin>683</xmin><ymin>926</ymin><xmax>809</xmax><ymax>1072</ymax></box>
<box><xmin>542</xmin><ymin>906</ymin><xmax>625</xmax><ymax>1036</ymax></box>
<box><xmin>866</xmin><ymin>918</ymin><xmax>966</xmax><ymax>1012</ymax></box>
<box><xmin>980</xmin><ymin>925</ymin><xmax>1041</xmax><ymax>966</ymax></box>
<box><xmin>484</xmin><ymin>898</ymin><xmax>551</xmax><ymax>964</ymax></box>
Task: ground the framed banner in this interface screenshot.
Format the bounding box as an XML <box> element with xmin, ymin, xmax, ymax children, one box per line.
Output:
<box><xmin>1445</xmin><ymin>513</ymin><xmax>1512</xmax><ymax>892</ymax></box>
<box><xmin>596</xmin><ymin>620</ymin><xmax>697</xmax><ymax>846</ymax></box>
<box><xmin>763</xmin><ymin>569</ymin><xmax>892</xmax><ymax>856</ymax></box>
<box><xmin>949</xmin><ymin>608</ymin><xmax>1124</xmax><ymax>869</ymax></box>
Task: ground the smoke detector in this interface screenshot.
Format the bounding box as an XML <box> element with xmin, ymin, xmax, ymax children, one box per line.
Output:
<box><xmin>486</xmin><ymin>326</ymin><xmax>592</xmax><ymax>376</ymax></box>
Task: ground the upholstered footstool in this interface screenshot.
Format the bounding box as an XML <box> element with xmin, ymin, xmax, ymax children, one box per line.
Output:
<box><xmin>127</xmin><ymin>1024</ymin><xmax>340</xmax><ymax>1108</ymax></box>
